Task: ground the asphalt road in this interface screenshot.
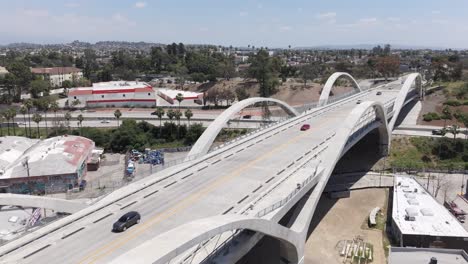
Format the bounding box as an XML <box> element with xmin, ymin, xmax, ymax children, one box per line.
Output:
<box><xmin>2</xmin><ymin>87</ymin><xmax>403</xmax><ymax>264</ymax></box>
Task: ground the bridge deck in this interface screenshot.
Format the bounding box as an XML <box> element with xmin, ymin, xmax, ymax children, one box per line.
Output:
<box><xmin>3</xmin><ymin>87</ymin><xmax>401</xmax><ymax>264</ymax></box>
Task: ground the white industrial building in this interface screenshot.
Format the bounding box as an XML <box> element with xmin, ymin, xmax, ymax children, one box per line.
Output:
<box><xmin>157</xmin><ymin>88</ymin><xmax>203</xmax><ymax>106</ymax></box>
<box><xmin>68</xmin><ymin>81</ymin><xmax>156</xmax><ymax>107</ymax></box>
<box><xmin>0</xmin><ymin>136</ymin><xmax>95</xmax><ymax>194</ymax></box>
<box><xmin>31</xmin><ymin>67</ymin><xmax>83</xmax><ymax>88</ymax></box>
<box><xmin>391</xmin><ymin>176</ymin><xmax>468</xmax><ymax>251</ymax></box>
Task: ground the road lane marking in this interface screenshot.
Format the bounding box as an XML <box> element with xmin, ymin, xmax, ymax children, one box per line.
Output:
<box><xmin>78</xmin><ymin>114</ymin><xmax>338</xmax><ymax>264</ymax></box>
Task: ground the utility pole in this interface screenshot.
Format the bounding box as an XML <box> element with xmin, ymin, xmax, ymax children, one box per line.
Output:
<box><xmin>22</xmin><ymin>158</ymin><xmax>31</xmax><ymax>194</ymax></box>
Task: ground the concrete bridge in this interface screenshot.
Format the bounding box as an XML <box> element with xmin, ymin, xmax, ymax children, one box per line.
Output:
<box><xmin>0</xmin><ymin>73</ymin><xmax>423</xmax><ymax>264</ymax></box>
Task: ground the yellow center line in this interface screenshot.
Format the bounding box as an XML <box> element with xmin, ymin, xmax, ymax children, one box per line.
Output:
<box><xmin>79</xmin><ymin>122</ymin><xmax>322</xmax><ymax>264</ymax></box>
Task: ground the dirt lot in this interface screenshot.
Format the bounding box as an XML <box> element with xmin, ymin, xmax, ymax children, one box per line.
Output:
<box><xmin>305</xmin><ymin>189</ymin><xmax>388</xmax><ymax>264</ymax></box>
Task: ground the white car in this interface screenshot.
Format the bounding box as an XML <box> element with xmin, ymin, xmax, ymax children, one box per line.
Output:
<box><xmin>100</xmin><ymin>120</ymin><xmax>110</xmax><ymax>124</ymax></box>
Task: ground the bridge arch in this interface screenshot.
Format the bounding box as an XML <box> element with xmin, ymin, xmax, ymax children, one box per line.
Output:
<box><xmin>109</xmin><ymin>214</ymin><xmax>301</xmax><ymax>264</ymax></box>
<box><xmin>290</xmin><ymin>101</ymin><xmax>389</xmax><ymax>240</ymax></box>
<box><xmin>318</xmin><ymin>72</ymin><xmax>362</xmax><ymax>107</ymax></box>
<box><xmin>0</xmin><ymin>193</ymin><xmax>87</xmax><ymax>213</ymax></box>
<box><xmin>188</xmin><ymin>97</ymin><xmax>299</xmax><ymax>157</ymax></box>
<box><xmin>388</xmin><ymin>73</ymin><xmax>422</xmax><ymax>131</ymax></box>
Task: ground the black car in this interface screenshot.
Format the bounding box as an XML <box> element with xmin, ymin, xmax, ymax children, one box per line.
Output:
<box><xmin>432</xmin><ymin>129</ymin><xmax>445</xmax><ymax>136</ymax></box>
<box><xmin>112</xmin><ymin>211</ymin><xmax>141</xmax><ymax>232</ymax></box>
<box><xmin>242</xmin><ymin>114</ymin><xmax>252</xmax><ymax>119</ymax></box>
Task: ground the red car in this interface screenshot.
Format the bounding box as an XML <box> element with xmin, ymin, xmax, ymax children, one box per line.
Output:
<box><xmin>300</xmin><ymin>124</ymin><xmax>310</xmax><ymax>131</ymax></box>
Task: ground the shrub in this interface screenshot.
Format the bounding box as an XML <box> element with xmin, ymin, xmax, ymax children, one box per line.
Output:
<box><xmin>443</xmin><ymin>100</ymin><xmax>462</xmax><ymax>106</ymax></box>
<box><xmin>423</xmin><ymin>112</ymin><xmax>440</xmax><ymax>122</ymax></box>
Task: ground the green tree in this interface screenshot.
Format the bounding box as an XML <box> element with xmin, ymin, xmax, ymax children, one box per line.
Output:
<box><xmin>235</xmin><ymin>87</ymin><xmax>250</xmax><ymax>101</ymax></box>
<box><xmin>64</xmin><ymin>112</ymin><xmax>72</xmax><ymax>133</ymax></box>
<box><xmin>77</xmin><ymin>114</ymin><xmax>84</xmax><ymax>136</ymax></box>
<box><xmin>184</xmin><ymin>109</ymin><xmax>193</xmax><ymax>127</ymax></box>
<box><xmin>50</xmin><ymin>101</ymin><xmax>59</xmax><ymax>136</ymax></box>
<box><xmin>167</xmin><ymin>109</ymin><xmax>176</xmax><ymax>137</ymax></box>
<box><xmin>300</xmin><ymin>63</ymin><xmax>321</xmax><ymax>88</ymax></box>
<box><xmin>154</xmin><ymin>107</ymin><xmax>165</xmax><ymax>136</ymax></box>
<box><xmin>448</xmin><ymin>125</ymin><xmax>460</xmax><ymax>140</ymax></box>
<box><xmin>24</xmin><ymin>99</ymin><xmax>33</xmax><ymax>137</ymax></box>
<box><xmin>62</xmin><ymin>80</ymin><xmax>73</xmax><ymax>88</ymax></box>
<box><xmin>2</xmin><ymin>111</ymin><xmax>11</xmax><ymax>135</ymax></box>
<box><xmin>32</xmin><ymin>113</ymin><xmax>42</xmax><ymax>138</ymax></box>
<box><xmin>174</xmin><ymin>110</ymin><xmax>182</xmax><ymax>139</ymax></box>
<box><xmin>19</xmin><ymin>105</ymin><xmax>28</xmax><ymax>136</ymax></box>
<box><xmin>30</xmin><ymin>79</ymin><xmax>49</xmax><ymax>98</ymax></box>
<box><xmin>71</xmin><ymin>99</ymin><xmax>81</xmax><ymax>109</ymax></box>
<box><xmin>9</xmin><ymin>108</ymin><xmax>17</xmax><ymax>136</ymax></box>
<box><xmin>114</xmin><ymin>109</ymin><xmax>122</xmax><ymax>127</ymax></box>
<box><xmin>247</xmin><ymin>49</ymin><xmax>280</xmax><ymax>97</ymax></box>
<box><xmin>442</xmin><ymin>106</ymin><xmax>452</xmax><ymax>128</ymax></box>
<box><xmin>6</xmin><ymin>60</ymin><xmax>32</xmax><ymax>101</ymax></box>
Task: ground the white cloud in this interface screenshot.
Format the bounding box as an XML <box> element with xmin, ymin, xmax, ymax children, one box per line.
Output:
<box><xmin>279</xmin><ymin>26</ymin><xmax>292</xmax><ymax>32</ymax></box>
<box><xmin>112</xmin><ymin>13</ymin><xmax>136</xmax><ymax>26</ymax></box>
<box><xmin>21</xmin><ymin>9</ymin><xmax>49</xmax><ymax>17</ymax></box>
<box><xmin>358</xmin><ymin>17</ymin><xmax>377</xmax><ymax>24</ymax></box>
<box><xmin>432</xmin><ymin>19</ymin><xmax>449</xmax><ymax>25</ymax></box>
<box><xmin>316</xmin><ymin>12</ymin><xmax>336</xmax><ymax>20</ymax></box>
<box><xmin>65</xmin><ymin>2</ymin><xmax>80</xmax><ymax>8</ymax></box>
<box><xmin>239</xmin><ymin>11</ymin><xmax>248</xmax><ymax>17</ymax></box>
<box><xmin>387</xmin><ymin>17</ymin><xmax>401</xmax><ymax>22</ymax></box>
<box><xmin>135</xmin><ymin>2</ymin><xmax>147</xmax><ymax>8</ymax></box>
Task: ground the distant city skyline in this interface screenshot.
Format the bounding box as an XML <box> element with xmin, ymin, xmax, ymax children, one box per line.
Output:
<box><xmin>1</xmin><ymin>0</ymin><xmax>467</xmax><ymax>49</ymax></box>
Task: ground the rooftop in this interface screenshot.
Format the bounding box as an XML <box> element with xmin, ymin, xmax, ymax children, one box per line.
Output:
<box><xmin>0</xmin><ymin>137</ymin><xmax>38</xmax><ymax>173</ymax></box>
<box><xmin>0</xmin><ymin>136</ymin><xmax>94</xmax><ymax>179</ymax></box>
<box><xmin>68</xmin><ymin>81</ymin><xmax>153</xmax><ymax>96</ymax></box>
<box><xmin>389</xmin><ymin>247</ymin><xmax>468</xmax><ymax>264</ymax></box>
<box><xmin>392</xmin><ymin>176</ymin><xmax>468</xmax><ymax>237</ymax></box>
<box><xmin>31</xmin><ymin>67</ymin><xmax>82</xmax><ymax>75</ymax></box>
<box><xmin>157</xmin><ymin>88</ymin><xmax>202</xmax><ymax>99</ymax></box>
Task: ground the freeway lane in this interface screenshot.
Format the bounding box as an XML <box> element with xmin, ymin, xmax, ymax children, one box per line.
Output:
<box><xmin>3</xmin><ymin>88</ymin><xmax>400</xmax><ymax>264</ymax></box>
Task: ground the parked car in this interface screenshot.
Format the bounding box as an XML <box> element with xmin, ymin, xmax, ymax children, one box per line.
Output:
<box><xmin>432</xmin><ymin>129</ymin><xmax>445</xmax><ymax>136</ymax></box>
<box><xmin>376</xmin><ymin>91</ymin><xmax>382</xmax><ymax>95</ymax></box>
<box><xmin>113</xmin><ymin>211</ymin><xmax>141</xmax><ymax>232</ymax></box>
<box><xmin>100</xmin><ymin>120</ymin><xmax>110</xmax><ymax>124</ymax></box>
<box><xmin>300</xmin><ymin>124</ymin><xmax>310</xmax><ymax>131</ymax></box>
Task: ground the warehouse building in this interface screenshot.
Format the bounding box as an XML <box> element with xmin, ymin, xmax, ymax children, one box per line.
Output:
<box><xmin>391</xmin><ymin>176</ymin><xmax>468</xmax><ymax>251</ymax></box>
<box><xmin>157</xmin><ymin>88</ymin><xmax>204</xmax><ymax>106</ymax></box>
<box><xmin>68</xmin><ymin>81</ymin><xmax>156</xmax><ymax>107</ymax></box>
<box><xmin>31</xmin><ymin>67</ymin><xmax>83</xmax><ymax>88</ymax></box>
<box><xmin>0</xmin><ymin>135</ymin><xmax>95</xmax><ymax>194</ymax></box>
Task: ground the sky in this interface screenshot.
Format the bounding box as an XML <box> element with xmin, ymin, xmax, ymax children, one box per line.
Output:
<box><xmin>1</xmin><ymin>0</ymin><xmax>468</xmax><ymax>49</ymax></box>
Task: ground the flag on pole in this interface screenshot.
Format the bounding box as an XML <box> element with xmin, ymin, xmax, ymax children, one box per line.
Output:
<box><xmin>28</xmin><ymin>208</ymin><xmax>42</xmax><ymax>227</ymax></box>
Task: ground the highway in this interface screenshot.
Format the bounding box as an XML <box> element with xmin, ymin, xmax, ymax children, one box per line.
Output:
<box><xmin>0</xmin><ymin>84</ymin><xmax>403</xmax><ymax>263</ymax></box>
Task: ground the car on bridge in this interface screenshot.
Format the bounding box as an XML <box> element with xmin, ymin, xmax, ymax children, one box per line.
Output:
<box><xmin>113</xmin><ymin>211</ymin><xmax>141</xmax><ymax>232</ymax></box>
<box><xmin>300</xmin><ymin>124</ymin><xmax>310</xmax><ymax>131</ymax></box>
<box><xmin>376</xmin><ymin>91</ymin><xmax>382</xmax><ymax>95</ymax></box>
<box><xmin>356</xmin><ymin>100</ymin><xmax>362</xmax><ymax>104</ymax></box>
<box><xmin>100</xmin><ymin>119</ymin><xmax>110</xmax><ymax>124</ymax></box>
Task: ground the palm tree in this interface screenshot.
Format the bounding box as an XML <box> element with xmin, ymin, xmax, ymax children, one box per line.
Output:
<box><xmin>19</xmin><ymin>105</ymin><xmax>28</xmax><ymax>137</ymax></box>
<box><xmin>71</xmin><ymin>99</ymin><xmax>81</xmax><ymax>109</ymax></box>
<box><xmin>167</xmin><ymin>109</ymin><xmax>175</xmax><ymax>138</ymax></box>
<box><xmin>49</xmin><ymin>102</ymin><xmax>59</xmax><ymax>136</ymax></box>
<box><xmin>155</xmin><ymin>107</ymin><xmax>165</xmax><ymax>137</ymax></box>
<box><xmin>0</xmin><ymin>114</ymin><xmax>3</xmax><ymax>137</ymax></box>
<box><xmin>114</xmin><ymin>109</ymin><xmax>122</xmax><ymax>127</ymax></box>
<box><xmin>32</xmin><ymin>113</ymin><xmax>42</xmax><ymax>138</ymax></box>
<box><xmin>448</xmin><ymin>125</ymin><xmax>460</xmax><ymax>140</ymax></box>
<box><xmin>2</xmin><ymin>111</ymin><xmax>11</xmax><ymax>136</ymax></box>
<box><xmin>184</xmin><ymin>109</ymin><xmax>193</xmax><ymax>128</ymax></box>
<box><xmin>42</xmin><ymin>101</ymin><xmax>50</xmax><ymax>136</ymax></box>
<box><xmin>77</xmin><ymin>114</ymin><xmax>84</xmax><ymax>136</ymax></box>
<box><xmin>64</xmin><ymin>112</ymin><xmax>72</xmax><ymax>133</ymax></box>
<box><xmin>9</xmin><ymin>108</ymin><xmax>17</xmax><ymax>136</ymax></box>
<box><xmin>24</xmin><ymin>99</ymin><xmax>33</xmax><ymax>137</ymax></box>
<box><xmin>176</xmin><ymin>93</ymin><xmax>184</xmax><ymax>128</ymax></box>
<box><xmin>442</xmin><ymin>106</ymin><xmax>452</xmax><ymax>128</ymax></box>
<box><xmin>174</xmin><ymin>110</ymin><xmax>182</xmax><ymax>138</ymax></box>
